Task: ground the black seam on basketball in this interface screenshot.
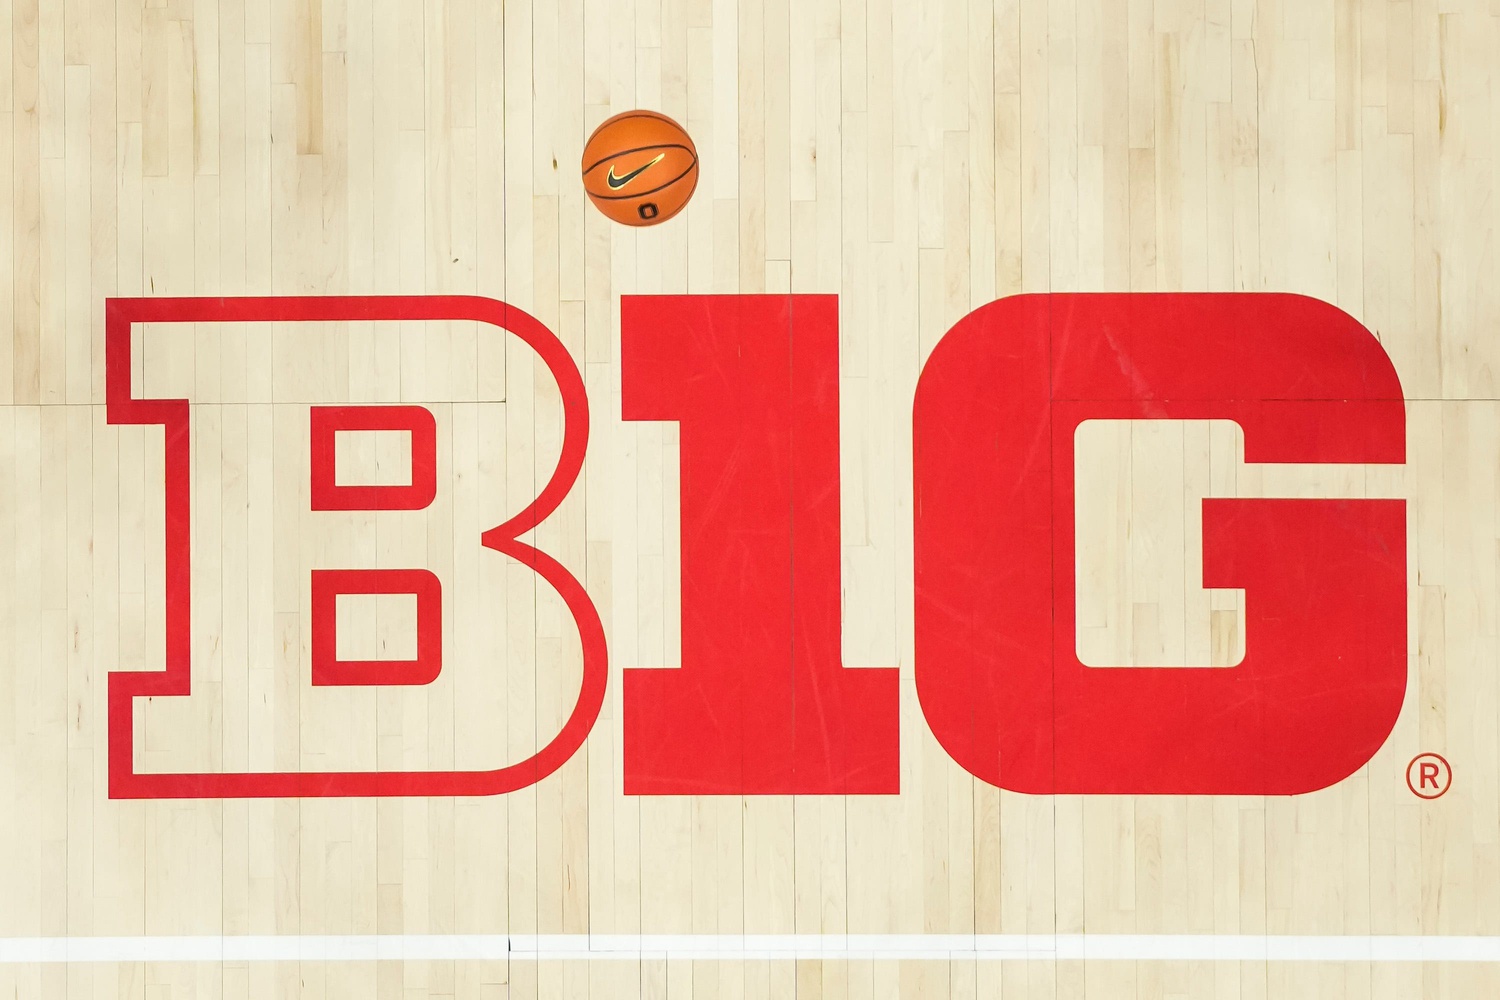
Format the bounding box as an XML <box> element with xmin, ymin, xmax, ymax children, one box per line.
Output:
<box><xmin>585</xmin><ymin>163</ymin><xmax>699</xmax><ymax>201</ymax></box>
<box><xmin>582</xmin><ymin>143</ymin><xmax>697</xmax><ymax>177</ymax></box>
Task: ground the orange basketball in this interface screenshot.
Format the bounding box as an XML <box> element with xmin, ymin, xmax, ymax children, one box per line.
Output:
<box><xmin>582</xmin><ymin>110</ymin><xmax>699</xmax><ymax>226</ymax></box>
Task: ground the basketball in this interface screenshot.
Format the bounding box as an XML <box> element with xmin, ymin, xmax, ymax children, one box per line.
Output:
<box><xmin>581</xmin><ymin>110</ymin><xmax>699</xmax><ymax>226</ymax></box>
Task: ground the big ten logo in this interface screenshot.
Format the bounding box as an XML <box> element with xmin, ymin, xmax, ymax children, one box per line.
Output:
<box><xmin>105</xmin><ymin>292</ymin><xmax>1408</xmax><ymax>800</ymax></box>
<box><xmin>104</xmin><ymin>296</ymin><xmax>604</xmax><ymax>798</ymax></box>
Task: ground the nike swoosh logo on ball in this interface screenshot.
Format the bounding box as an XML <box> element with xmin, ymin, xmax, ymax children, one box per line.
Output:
<box><xmin>606</xmin><ymin>153</ymin><xmax>666</xmax><ymax>189</ymax></box>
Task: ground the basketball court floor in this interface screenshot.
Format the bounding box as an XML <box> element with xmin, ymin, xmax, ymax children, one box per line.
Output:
<box><xmin>1</xmin><ymin>0</ymin><xmax>1497</xmax><ymax>997</ymax></box>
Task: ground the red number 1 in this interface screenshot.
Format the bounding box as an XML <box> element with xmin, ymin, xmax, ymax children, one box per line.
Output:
<box><xmin>621</xmin><ymin>295</ymin><xmax>901</xmax><ymax>794</ymax></box>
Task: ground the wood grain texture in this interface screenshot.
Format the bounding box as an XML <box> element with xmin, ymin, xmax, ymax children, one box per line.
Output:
<box><xmin>0</xmin><ymin>0</ymin><xmax>1496</xmax><ymax>996</ymax></box>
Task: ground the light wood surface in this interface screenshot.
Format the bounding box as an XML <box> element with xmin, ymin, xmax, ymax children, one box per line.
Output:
<box><xmin>1</xmin><ymin>0</ymin><xmax>1496</xmax><ymax>996</ymax></box>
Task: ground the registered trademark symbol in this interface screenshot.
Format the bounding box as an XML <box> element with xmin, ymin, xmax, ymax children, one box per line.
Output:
<box><xmin>1406</xmin><ymin>753</ymin><xmax>1452</xmax><ymax>799</ymax></box>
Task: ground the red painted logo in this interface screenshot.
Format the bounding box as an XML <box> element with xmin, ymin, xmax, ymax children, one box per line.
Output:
<box><xmin>105</xmin><ymin>292</ymin><xmax>1408</xmax><ymax>799</ymax></box>
<box><xmin>105</xmin><ymin>296</ymin><xmax>606</xmax><ymax>798</ymax></box>
<box><xmin>912</xmin><ymin>293</ymin><xmax>1406</xmax><ymax>794</ymax></box>
<box><xmin>1407</xmin><ymin>753</ymin><xmax>1452</xmax><ymax>799</ymax></box>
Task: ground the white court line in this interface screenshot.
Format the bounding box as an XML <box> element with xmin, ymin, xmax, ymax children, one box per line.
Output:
<box><xmin>2</xmin><ymin>935</ymin><xmax>1500</xmax><ymax>964</ymax></box>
